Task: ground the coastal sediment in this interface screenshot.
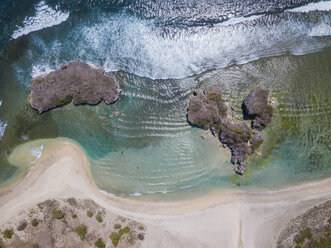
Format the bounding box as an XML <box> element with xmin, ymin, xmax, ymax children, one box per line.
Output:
<box><xmin>0</xmin><ymin>139</ymin><xmax>330</xmax><ymax>248</ymax></box>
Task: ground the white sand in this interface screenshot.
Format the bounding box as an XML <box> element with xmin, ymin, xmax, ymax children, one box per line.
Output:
<box><xmin>0</xmin><ymin>139</ymin><xmax>330</xmax><ymax>248</ymax></box>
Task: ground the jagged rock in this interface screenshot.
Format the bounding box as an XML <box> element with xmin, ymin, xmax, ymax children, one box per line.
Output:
<box><xmin>30</xmin><ymin>60</ymin><xmax>121</xmax><ymax>113</ymax></box>
<box><xmin>219</xmin><ymin>122</ymin><xmax>253</xmax><ymax>164</ymax></box>
<box><xmin>242</xmin><ymin>86</ymin><xmax>273</xmax><ymax>129</ymax></box>
<box><xmin>250</xmin><ymin>131</ymin><xmax>264</xmax><ymax>151</ymax></box>
<box><xmin>234</xmin><ymin>162</ymin><xmax>247</xmax><ymax>175</ymax></box>
<box><xmin>187</xmin><ymin>87</ymin><xmax>227</xmax><ymax>130</ymax></box>
<box><xmin>187</xmin><ymin>86</ymin><xmax>271</xmax><ymax>175</ymax></box>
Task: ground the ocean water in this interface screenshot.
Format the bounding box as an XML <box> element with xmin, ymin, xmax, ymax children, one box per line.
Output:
<box><xmin>0</xmin><ymin>0</ymin><xmax>330</xmax><ymax>198</ymax></box>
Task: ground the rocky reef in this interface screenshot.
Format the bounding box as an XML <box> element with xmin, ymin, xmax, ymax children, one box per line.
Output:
<box><xmin>29</xmin><ymin>60</ymin><xmax>121</xmax><ymax>113</ymax></box>
<box><xmin>242</xmin><ymin>86</ymin><xmax>273</xmax><ymax>129</ymax></box>
<box><xmin>187</xmin><ymin>86</ymin><xmax>273</xmax><ymax>175</ymax></box>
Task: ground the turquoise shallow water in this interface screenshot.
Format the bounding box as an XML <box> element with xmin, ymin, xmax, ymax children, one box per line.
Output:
<box><xmin>0</xmin><ymin>0</ymin><xmax>330</xmax><ymax>199</ymax></box>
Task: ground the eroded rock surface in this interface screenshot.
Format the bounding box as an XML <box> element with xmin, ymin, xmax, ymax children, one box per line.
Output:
<box><xmin>30</xmin><ymin>60</ymin><xmax>121</xmax><ymax>113</ymax></box>
<box><xmin>242</xmin><ymin>86</ymin><xmax>273</xmax><ymax>129</ymax></box>
<box><xmin>187</xmin><ymin>87</ymin><xmax>227</xmax><ymax>129</ymax></box>
<box><xmin>187</xmin><ymin>86</ymin><xmax>273</xmax><ymax>175</ymax></box>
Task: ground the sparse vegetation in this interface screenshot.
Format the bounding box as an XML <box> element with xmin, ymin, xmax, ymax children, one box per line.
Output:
<box><xmin>2</xmin><ymin>229</ymin><xmax>14</xmax><ymax>239</ymax></box>
<box><xmin>110</xmin><ymin>226</ymin><xmax>130</xmax><ymax>247</ymax></box>
<box><xmin>204</xmin><ymin>93</ymin><xmax>225</xmax><ymax>104</ymax></box>
<box><xmin>296</xmin><ymin>227</ymin><xmax>312</xmax><ymax>244</ymax></box>
<box><xmin>87</xmin><ymin>211</ymin><xmax>93</xmax><ymax>217</ymax></box>
<box><xmin>31</xmin><ymin>219</ymin><xmax>39</xmax><ymax>227</ymax></box>
<box><xmin>114</xmin><ymin>224</ymin><xmax>121</xmax><ymax>229</ymax></box>
<box><xmin>95</xmin><ymin>238</ymin><xmax>106</xmax><ymax>248</ymax></box>
<box><xmin>28</xmin><ymin>209</ymin><xmax>36</xmax><ymax>217</ymax></box>
<box><xmin>138</xmin><ymin>226</ymin><xmax>144</xmax><ymax>230</ymax></box>
<box><xmin>96</xmin><ymin>215</ymin><xmax>103</xmax><ymax>223</ymax></box>
<box><xmin>229</xmin><ymin>127</ymin><xmax>245</xmax><ymax>135</ymax></box>
<box><xmin>53</xmin><ymin>209</ymin><xmax>64</xmax><ymax>219</ymax></box>
<box><xmin>75</xmin><ymin>226</ymin><xmax>87</xmax><ymax>240</ymax></box>
<box><xmin>72</xmin><ymin>214</ymin><xmax>77</xmax><ymax>219</ymax></box>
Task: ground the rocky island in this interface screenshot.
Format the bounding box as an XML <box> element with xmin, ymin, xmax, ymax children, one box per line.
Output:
<box><xmin>29</xmin><ymin>60</ymin><xmax>121</xmax><ymax>113</ymax></box>
<box><xmin>187</xmin><ymin>86</ymin><xmax>273</xmax><ymax>175</ymax></box>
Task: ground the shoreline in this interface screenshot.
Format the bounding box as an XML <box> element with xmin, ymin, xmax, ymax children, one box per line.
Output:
<box><xmin>0</xmin><ymin>138</ymin><xmax>330</xmax><ymax>247</ymax></box>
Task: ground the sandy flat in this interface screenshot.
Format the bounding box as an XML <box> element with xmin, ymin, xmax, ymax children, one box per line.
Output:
<box><xmin>0</xmin><ymin>139</ymin><xmax>330</xmax><ymax>248</ymax></box>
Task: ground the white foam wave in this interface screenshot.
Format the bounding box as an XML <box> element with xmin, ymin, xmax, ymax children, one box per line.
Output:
<box><xmin>11</xmin><ymin>1</ymin><xmax>69</xmax><ymax>40</ymax></box>
<box><xmin>99</xmin><ymin>189</ymin><xmax>115</xmax><ymax>197</ymax></box>
<box><xmin>31</xmin><ymin>64</ymin><xmax>54</xmax><ymax>78</ymax></box>
<box><xmin>77</xmin><ymin>12</ymin><xmax>331</xmax><ymax>79</ymax></box>
<box><xmin>216</xmin><ymin>14</ymin><xmax>264</xmax><ymax>27</ymax></box>
<box><xmin>0</xmin><ymin>120</ymin><xmax>7</xmax><ymax>141</ymax></box>
<box><xmin>309</xmin><ymin>23</ymin><xmax>331</xmax><ymax>36</ymax></box>
<box><xmin>287</xmin><ymin>1</ymin><xmax>331</xmax><ymax>12</ymax></box>
<box><xmin>15</xmin><ymin>8</ymin><xmax>331</xmax><ymax>80</ymax></box>
<box><xmin>30</xmin><ymin>145</ymin><xmax>44</xmax><ymax>164</ymax></box>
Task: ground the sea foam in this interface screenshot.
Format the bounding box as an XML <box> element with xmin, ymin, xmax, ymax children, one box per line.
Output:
<box><xmin>287</xmin><ymin>1</ymin><xmax>331</xmax><ymax>12</ymax></box>
<box><xmin>11</xmin><ymin>1</ymin><xmax>69</xmax><ymax>40</ymax></box>
<box><xmin>30</xmin><ymin>145</ymin><xmax>44</xmax><ymax>164</ymax></box>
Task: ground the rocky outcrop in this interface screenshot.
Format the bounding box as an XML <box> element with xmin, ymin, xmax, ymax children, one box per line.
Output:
<box><xmin>30</xmin><ymin>60</ymin><xmax>121</xmax><ymax>113</ymax></box>
<box><xmin>187</xmin><ymin>87</ymin><xmax>227</xmax><ymax>129</ymax></box>
<box><xmin>242</xmin><ymin>87</ymin><xmax>273</xmax><ymax>129</ymax></box>
<box><xmin>187</xmin><ymin>86</ymin><xmax>273</xmax><ymax>175</ymax></box>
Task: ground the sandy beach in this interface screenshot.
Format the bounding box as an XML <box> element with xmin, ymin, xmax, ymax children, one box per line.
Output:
<box><xmin>0</xmin><ymin>139</ymin><xmax>330</xmax><ymax>248</ymax></box>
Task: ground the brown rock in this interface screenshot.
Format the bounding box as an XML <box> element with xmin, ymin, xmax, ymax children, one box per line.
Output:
<box><xmin>30</xmin><ymin>60</ymin><xmax>121</xmax><ymax>113</ymax></box>
<box><xmin>242</xmin><ymin>86</ymin><xmax>274</xmax><ymax>129</ymax></box>
<box><xmin>187</xmin><ymin>87</ymin><xmax>227</xmax><ymax>130</ymax></box>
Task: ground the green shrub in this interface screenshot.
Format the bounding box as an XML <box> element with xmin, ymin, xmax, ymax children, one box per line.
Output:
<box><xmin>296</xmin><ymin>227</ymin><xmax>312</xmax><ymax>244</ymax></box>
<box><xmin>114</xmin><ymin>224</ymin><xmax>121</xmax><ymax>229</ymax></box>
<box><xmin>119</xmin><ymin>226</ymin><xmax>130</xmax><ymax>235</ymax></box>
<box><xmin>87</xmin><ymin>211</ymin><xmax>93</xmax><ymax>217</ymax></box>
<box><xmin>2</xmin><ymin>229</ymin><xmax>14</xmax><ymax>239</ymax></box>
<box><xmin>72</xmin><ymin>214</ymin><xmax>77</xmax><ymax>219</ymax></box>
<box><xmin>110</xmin><ymin>232</ymin><xmax>121</xmax><ymax>247</ymax></box>
<box><xmin>110</xmin><ymin>226</ymin><xmax>131</xmax><ymax>247</ymax></box>
<box><xmin>300</xmin><ymin>227</ymin><xmax>312</xmax><ymax>240</ymax></box>
<box><xmin>96</xmin><ymin>215</ymin><xmax>103</xmax><ymax>223</ymax></box>
<box><xmin>138</xmin><ymin>226</ymin><xmax>144</xmax><ymax>231</ymax></box>
<box><xmin>31</xmin><ymin>219</ymin><xmax>39</xmax><ymax>227</ymax></box>
<box><xmin>75</xmin><ymin>226</ymin><xmax>87</xmax><ymax>240</ymax></box>
<box><xmin>95</xmin><ymin>238</ymin><xmax>105</xmax><ymax>248</ymax></box>
<box><xmin>53</xmin><ymin>209</ymin><xmax>64</xmax><ymax>219</ymax></box>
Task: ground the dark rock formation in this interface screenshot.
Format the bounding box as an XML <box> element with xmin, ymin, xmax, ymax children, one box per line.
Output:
<box><xmin>30</xmin><ymin>60</ymin><xmax>121</xmax><ymax>113</ymax></box>
<box><xmin>219</xmin><ymin>122</ymin><xmax>253</xmax><ymax>164</ymax></box>
<box><xmin>16</xmin><ymin>221</ymin><xmax>27</xmax><ymax>231</ymax></box>
<box><xmin>187</xmin><ymin>87</ymin><xmax>227</xmax><ymax>129</ymax></box>
<box><xmin>187</xmin><ymin>86</ymin><xmax>273</xmax><ymax>175</ymax></box>
<box><xmin>242</xmin><ymin>86</ymin><xmax>274</xmax><ymax>129</ymax></box>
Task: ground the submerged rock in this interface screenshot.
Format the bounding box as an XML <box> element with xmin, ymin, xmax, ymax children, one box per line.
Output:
<box><xmin>29</xmin><ymin>60</ymin><xmax>121</xmax><ymax>113</ymax></box>
<box><xmin>187</xmin><ymin>87</ymin><xmax>227</xmax><ymax>130</ymax></box>
<box><xmin>242</xmin><ymin>86</ymin><xmax>274</xmax><ymax>129</ymax></box>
